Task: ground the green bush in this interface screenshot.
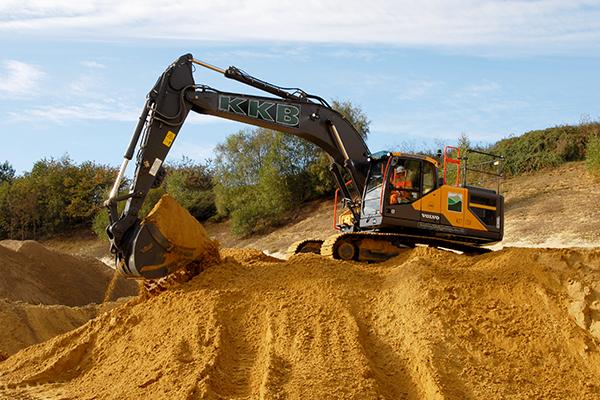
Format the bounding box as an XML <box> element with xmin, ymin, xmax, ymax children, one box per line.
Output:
<box><xmin>164</xmin><ymin>158</ymin><xmax>216</xmax><ymax>220</ymax></box>
<box><xmin>214</xmin><ymin>130</ymin><xmax>295</xmax><ymax>236</ymax></box>
<box><xmin>586</xmin><ymin>134</ymin><xmax>600</xmax><ymax>178</ymax></box>
<box><xmin>486</xmin><ymin>123</ymin><xmax>598</xmax><ymax>176</ymax></box>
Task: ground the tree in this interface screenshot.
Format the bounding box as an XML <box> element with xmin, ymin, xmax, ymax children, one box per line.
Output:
<box><xmin>458</xmin><ymin>132</ymin><xmax>471</xmax><ymax>154</ymax></box>
<box><xmin>0</xmin><ymin>182</ymin><xmax>12</xmax><ymax>238</ymax></box>
<box><xmin>214</xmin><ymin>129</ymin><xmax>296</xmax><ymax>235</ymax></box>
<box><xmin>0</xmin><ymin>161</ymin><xmax>15</xmax><ymax>184</ymax></box>
<box><xmin>0</xmin><ymin>156</ymin><xmax>119</xmax><ymax>240</ymax></box>
<box><xmin>7</xmin><ymin>177</ymin><xmax>39</xmax><ymax>239</ymax></box>
<box><xmin>331</xmin><ymin>99</ymin><xmax>370</xmax><ymax>139</ymax></box>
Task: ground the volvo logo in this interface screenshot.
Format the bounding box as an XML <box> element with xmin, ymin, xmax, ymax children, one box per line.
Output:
<box><xmin>421</xmin><ymin>213</ymin><xmax>440</xmax><ymax>221</ymax></box>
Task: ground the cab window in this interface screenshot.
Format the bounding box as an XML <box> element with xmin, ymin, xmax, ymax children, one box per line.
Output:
<box><xmin>423</xmin><ymin>161</ymin><xmax>436</xmax><ymax>195</ymax></box>
<box><xmin>362</xmin><ymin>159</ymin><xmax>386</xmax><ymax>216</ymax></box>
<box><xmin>388</xmin><ymin>159</ymin><xmax>420</xmax><ymax>204</ymax></box>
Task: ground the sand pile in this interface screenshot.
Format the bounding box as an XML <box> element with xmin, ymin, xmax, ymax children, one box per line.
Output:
<box><xmin>1</xmin><ymin>246</ymin><xmax>599</xmax><ymax>399</ymax></box>
<box><xmin>0</xmin><ymin>240</ymin><xmax>137</xmax><ymax>306</ymax></box>
<box><xmin>0</xmin><ymin>299</ymin><xmax>98</xmax><ymax>356</ymax></box>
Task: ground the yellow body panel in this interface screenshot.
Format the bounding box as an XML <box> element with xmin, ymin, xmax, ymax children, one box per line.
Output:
<box><xmin>412</xmin><ymin>185</ymin><xmax>487</xmax><ymax>231</ymax></box>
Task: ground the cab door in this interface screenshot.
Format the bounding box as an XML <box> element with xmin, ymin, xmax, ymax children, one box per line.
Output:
<box><xmin>384</xmin><ymin>158</ymin><xmax>422</xmax><ymax>224</ymax></box>
<box><xmin>418</xmin><ymin>161</ymin><xmax>442</xmax><ymax>224</ymax></box>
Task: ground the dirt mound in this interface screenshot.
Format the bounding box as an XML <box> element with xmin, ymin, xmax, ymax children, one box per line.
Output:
<box><xmin>0</xmin><ymin>299</ymin><xmax>99</xmax><ymax>356</ymax></box>
<box><xmin>1</xmin><ymin>246</ymin><xmax>599</xmax><ymax>399</ymax></box>
<box><xmin>0</xmin><ymin>298</ymin><xmax>129</xmax><ymax>358</ymax></box>
<box><xmin>0</xmin><ymin>240</ymin><xmax>137</xmax><ymax>306</ymax></box>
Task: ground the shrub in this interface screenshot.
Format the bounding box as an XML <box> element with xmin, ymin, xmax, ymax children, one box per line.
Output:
<box><xmin>586</xmin><ymin>134</ymin><xmax>600</xmax><ymax>179</ymax></box>
<box><xmin>486</xmin><ymin>123</ymin><xmax>598</xmax><ymax>176</ymax></box>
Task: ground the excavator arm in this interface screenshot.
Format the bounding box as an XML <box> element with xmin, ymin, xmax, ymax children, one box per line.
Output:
<box><xmin>106</xmin><ymin>53</ymin><xmax>370</xmax><ymax>278</ymax></box>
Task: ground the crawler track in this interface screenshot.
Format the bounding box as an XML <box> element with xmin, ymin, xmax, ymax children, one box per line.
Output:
<box><xmin>321</xmin><ymin>231</ymin><xmax>491</xmax><ymax>261</ymax></box>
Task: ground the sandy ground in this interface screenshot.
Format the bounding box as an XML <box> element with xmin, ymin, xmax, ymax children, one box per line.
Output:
<box><xmin>0</xmin><ymin>247</ymin><xmax>599</xmax><ymax>399</ymax></box>
<box><xmin>501</xmin><ymin>161</ymin><xmax>600</xmax><ymax>247</ymax></box>
<box><xmin>0</xmin><ymin>299</ymin><xmax>110</xmax><ymax>357</ymax></box>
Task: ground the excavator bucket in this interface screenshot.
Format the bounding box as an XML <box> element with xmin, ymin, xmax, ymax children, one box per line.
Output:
<box><xmin>119</xmin><ymin>195</ymin><xmax>220</xmax><ymax>280</ymax></box>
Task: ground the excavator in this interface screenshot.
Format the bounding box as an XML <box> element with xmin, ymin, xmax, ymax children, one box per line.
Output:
<box><xmin>105</xmin><ymin>53</ymin><xmax>504</xmax><ymax>280</ymax></box>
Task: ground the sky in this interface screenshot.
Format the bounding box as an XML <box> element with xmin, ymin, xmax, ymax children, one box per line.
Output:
<box><xmin>1</xmin><ymin>0</ymin><xmax>600</xmax><ymax>173</ymax></box>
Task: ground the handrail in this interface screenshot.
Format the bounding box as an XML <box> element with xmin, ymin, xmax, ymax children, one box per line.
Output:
<box><xmin>443</xmin><ymin>146</ymin><xmax>461</xmax><ymax>186</ymax></box>
<box><xmin>333</xmin><ymin>180</ymin><xmax>353</xmax><ymax>230</ymax></box>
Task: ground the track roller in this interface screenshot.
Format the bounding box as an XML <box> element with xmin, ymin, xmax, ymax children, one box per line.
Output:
<box><xmin>337</xmin><ymin>240</ymin><xmax>358</xmax><ymax>261</ymax></box>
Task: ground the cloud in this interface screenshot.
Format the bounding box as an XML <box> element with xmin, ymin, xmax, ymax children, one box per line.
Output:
<box><xmin>1</xmin><ymin>1</ymin><xmax>600</xmax><ymax>54</ymax></box>
<box><xmin>6</xmin><ymin>100</ymin><xmax>226</xmax><ymax>125</ymax></box>
<box><xmin>445</xmin><ymin>80</ymin><xmax>503</xmax><ymax>104</ymax></box>
<box><xmin>398</xmin><ymin>80</ymin><xmax>440</xmax><ymax>100</ymax></box>
<box><xmin>7</xmin><ymin>101</ymin><xmax>139</xmax><ymax>124</ymax></box>
<box><xmin>0</xmin><ymin>60</ymin><xmax>44</xmax><ymax>96</ymax></box>
<box><xmin>81</xmin><ymin>60</ymin><xmax>106</xmax><ymax>69</ymax></box>
<box><xmin>68</xmin><ymin>74</ymin><xmax>99</xmax><ymax>95</ymax></box>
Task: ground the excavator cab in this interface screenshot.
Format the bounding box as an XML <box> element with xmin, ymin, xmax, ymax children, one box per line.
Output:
<box><xmin>351</xmin><ymin>150</ymin><xmax>503</xmax><ymax>248</ymax></box>
<box><xmin>359</xmin><ymin>152</ymin><xmax>440</xmax><ymax>230</ymax></box>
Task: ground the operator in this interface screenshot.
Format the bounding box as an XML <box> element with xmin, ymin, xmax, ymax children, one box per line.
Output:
<box><xmin>390</xmin><ymin>165</ymin><xmax>412</xmax><ymax>204</ymax></box>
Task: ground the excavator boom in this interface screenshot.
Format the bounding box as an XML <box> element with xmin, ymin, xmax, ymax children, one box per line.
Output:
<box><xmin>106</xmin><ymin>54</ymin><xmax>371</xmax><ymax>279</ymax></box>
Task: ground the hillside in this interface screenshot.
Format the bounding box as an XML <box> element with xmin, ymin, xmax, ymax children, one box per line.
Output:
<box><xmin>204</xmin><ymin>161</ymin><xmax>600</xmax><ymax>255</ymax></box>
<box><xmin>501</xmin><ymin>161</ymin><xmax>600</xmax><ymax>247</ymax></box>
<box><xmin>37</xmin><ymin>161</ymin><xmax>599</xmax><ymax>260</ymax></box>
